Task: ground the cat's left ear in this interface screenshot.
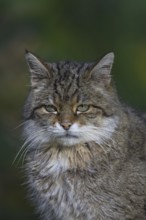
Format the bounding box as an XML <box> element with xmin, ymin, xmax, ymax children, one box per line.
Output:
<box><xmin>89</xmin><ymin>52</ymin><xmax>114</xmax><ymax>86</ymax></box>
<box><xmin>25</xmin><ymin>50</ymin><xmax>52</xmax><ymax>87</ymax></box>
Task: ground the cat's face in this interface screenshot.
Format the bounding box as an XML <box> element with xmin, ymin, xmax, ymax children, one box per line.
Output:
<box><xmin>24</xmin><ymin>52</ymin><xmax>118</xmax><ymax>148</ymax></box>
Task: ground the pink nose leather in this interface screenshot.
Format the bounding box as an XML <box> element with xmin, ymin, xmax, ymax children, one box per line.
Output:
<box><xmin>61</xmin><ymin>122</ymin><xmax>72</xmax><ymax>130</ymax></box>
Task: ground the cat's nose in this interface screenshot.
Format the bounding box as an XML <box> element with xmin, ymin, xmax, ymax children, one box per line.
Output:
<box><xmin>61</xmin><ymin>121</ymin><xmax>72</xmax><ymax>130</ymax></box>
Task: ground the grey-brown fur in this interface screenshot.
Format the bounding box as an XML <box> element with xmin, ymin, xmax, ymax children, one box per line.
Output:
<box><xmin>23</xmin><ymin>51</ymin><xmax>146</xmax><ymax>220</ymax></box>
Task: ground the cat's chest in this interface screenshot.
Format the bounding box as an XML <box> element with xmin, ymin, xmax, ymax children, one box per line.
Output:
<box><xmin>40</xmin><ymin>176</ymin><xmax>71</xmax><ymax>204</ymax></box>
<box><xmin>35</xmin><ymin>171</ymin><xmax>78</xmax><ymax>218</ymax></box>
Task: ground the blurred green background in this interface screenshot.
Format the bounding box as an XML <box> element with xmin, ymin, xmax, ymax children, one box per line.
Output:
<box><xmin>1</xmin><ymin>0</ymin><xmax>146</xmax><ymax>219</ymax></box>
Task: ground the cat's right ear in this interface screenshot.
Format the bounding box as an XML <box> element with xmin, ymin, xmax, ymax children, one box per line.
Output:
<box><xmin>83</xmin><ymin>52</ymin><xmax>114</xmax><ymax>87</ymax></box>
<box><xmin>25</xmin><ymin>50</ymin><xmax>52</xmax><ymax>87</ymax></box>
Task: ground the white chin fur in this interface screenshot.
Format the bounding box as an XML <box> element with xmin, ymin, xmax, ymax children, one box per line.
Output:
<box><xmin>57</xmin><ymin>136</ymin><xmax>81</xmax><ymax>146</ymax></box>
<box><xmin>52</xmin><ymin>117</ymin><xmax>118</xmax><ymax>146</ymax></box>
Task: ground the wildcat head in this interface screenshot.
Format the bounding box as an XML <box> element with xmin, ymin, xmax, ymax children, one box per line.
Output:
<box><xmin>23</xmin><ymin>51</ymin><xmax>119</xmax><ymax>149</ymax></box>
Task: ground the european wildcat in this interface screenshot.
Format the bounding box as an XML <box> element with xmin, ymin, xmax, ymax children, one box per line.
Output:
<box><xmin>23</xmin><ymin>51</ymin><xmax>146</xmax><ymax>220</ymax></box>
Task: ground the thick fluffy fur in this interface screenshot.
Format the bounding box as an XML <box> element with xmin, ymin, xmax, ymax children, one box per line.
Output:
<box><xmin>23</xmin><ymin>52</ymin><xmax>146</xmax><ymax>220</ymax></box>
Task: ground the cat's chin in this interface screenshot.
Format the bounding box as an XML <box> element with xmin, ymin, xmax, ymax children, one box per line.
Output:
<box><xmin>57</xmin><ymin>135</ymin><xmax>80</xmax><ymax>146</ymax></box>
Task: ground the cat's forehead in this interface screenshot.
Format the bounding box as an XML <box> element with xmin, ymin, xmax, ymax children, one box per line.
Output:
<box><xmin>54</xmin><ymin>60</ymin><xmax>81</xmax><ymax>69</ymax></box>
<box><xmin>45</xmin><ymin>61</ymin><xmax>102</xmax><ymax>104</ymax></box>
<box><xmin>51</xmin><ymin>61</ymin><xmax>92</xmax><ymax>75</ymax></box>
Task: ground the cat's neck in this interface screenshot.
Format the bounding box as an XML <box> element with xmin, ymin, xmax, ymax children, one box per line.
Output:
<box><xmin>27</xmin><ymin>135</ymin><xmax>128</xmax><ymax>179</ymax></box>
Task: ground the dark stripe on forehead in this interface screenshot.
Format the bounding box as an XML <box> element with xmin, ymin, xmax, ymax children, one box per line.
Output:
<box><xmin>59</xmin><ymin>61</ymin><xmax>70</xmax><ymax>75</ymax></box>
<box><xmin>66</xmin><ymin>70</ymin><xmax>80</xmax><ymax>90</ymax></box>
<box><xmin>56</xmin><ymin>63</ymin><xmax>61</xmax><ymax>72</ymax></box>
<box><xmin>76</xmin><ymin>63</ymin><xmax>85</xmax><ymax>74</ymax></box>
<box><xmin>76</xmin><ymin>73</ymin><xmax>80</xmax><ymax>88</ymax></box>
<box><xmin>66</xmin><ymin>80</ymin><xmax>73</xmax><ymax>92</ymax></box>
<box><xmin>53</xmin><ymin>79</ymin><xmax>62</xmax><ymax>99</ymax></box>
<box><xmin>71</xmin><ymin>88</ymin><xmax>79</xmax><ymax>100</ymax></box>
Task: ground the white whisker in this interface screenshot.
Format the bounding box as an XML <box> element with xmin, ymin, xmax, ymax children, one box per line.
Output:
<box><xmin>12</xmin><ymin>139</ymin><xmax>29</xmax><ymax>166</ymax></box>
<box><xmin>13</xmin><ymin>121</ymin><xmax>27</xmax><ymax>130</ymax></box>
<box><xmin>13</xmin><ymin>126</ymin><xmax>49</xmax><ymax>166</ymax></box>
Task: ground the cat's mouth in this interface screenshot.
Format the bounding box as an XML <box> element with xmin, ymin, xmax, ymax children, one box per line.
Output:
<box><xmin>58</xmin><ymin>133</ymin><xmax>79</xmax><ymax>139</ymax></box>
<box><xmin>56</xmin><ymin>133</ymin><xmax>80</xmax><ymax>146</ymax></box>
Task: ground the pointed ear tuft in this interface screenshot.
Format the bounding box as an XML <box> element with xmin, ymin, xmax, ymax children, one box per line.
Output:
<box><xmin>100</xmin><ymin>52</ymin><xmax>114</xmax><ymax>71</ymax></box>
<box><xmin>89</xmin><ymin>52</ymin><xmax>115</xmax><ymax>86</ymax></box>
<box><xmin>25</xmin><ymin>49</ymin><xmax>29</xmax><ymax>54</ymax></box>
<box><xmin>92</xmin><ymin>52</ymin><xmax>114</xmax><ymax>75</ymax></box>
<box><xmin>25</xmin><ymin>51</ymin><xmax>51</xmax><ymax>87</ymax></box>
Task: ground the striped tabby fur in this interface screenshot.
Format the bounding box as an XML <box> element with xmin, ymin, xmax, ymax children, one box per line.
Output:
<box><xmin>22</xmin><ymin>51</ymin><xmax>146</xmax><ymax>220</ymax></box>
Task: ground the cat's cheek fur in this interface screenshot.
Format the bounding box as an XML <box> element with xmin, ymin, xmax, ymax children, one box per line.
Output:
<box><xmin>23</xmin><ymin>120</ymin><xmax>53</xmax><ymax>148</ymax></box>
<box><xmin>78</xmin><ymin>116</ymin><xmax>119</xmax><ymax>145</ymax></box>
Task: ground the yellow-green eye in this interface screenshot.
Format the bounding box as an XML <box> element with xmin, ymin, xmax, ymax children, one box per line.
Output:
<box><xmin>77</xmin><ymin>104</ymin><xmax>90</xmax><ymax>113</ymax></box>
<box><xmin>45</xmin><ymin>105</ymin><xmax>57</xmax><ymax>114</ymax></box>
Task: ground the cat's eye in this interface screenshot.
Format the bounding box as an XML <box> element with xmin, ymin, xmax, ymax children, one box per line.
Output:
<box><xmin>44</xmin><ymin>105</ymin><xmax>58</xmax><ymax>114</ymax></box>
<box><xmin>76</xmin><ymin>104</ymin><xmax>90</xmax><ymax>113</ymax></box>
